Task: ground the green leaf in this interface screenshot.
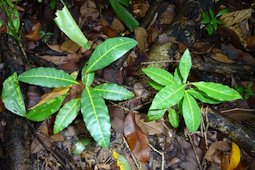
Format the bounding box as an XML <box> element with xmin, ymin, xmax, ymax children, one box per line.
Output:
<box><xmin>54</xmin><ymin>98</ymin><xmax>81</xmax><ymax>134</ymax></box>
<box><xmin>109</xmin><ymin>0</ymin><xmax>139</xmax><ymax>32</ymax></box>
<box><xmin>201</xmin><ymin>12</ymin><xmax>210</xmax><ymax>24</ymax></box>
<box><xmin>207</xmin><ymin>24</ymin><xmax>214</xmax><ymax>35</ymax></box>
<box><xmin>26</xmin><ymin>94</ymin><xmax>66</xmax><ymax>121</ymax></box>
<box><xmin>2</xmin><ymin>72</ymin><xmax>26</xmax><ymax>117</ymax></box>
<box><xmin>82</xmin><ymin>71</ymin><xmax>95</xmax><ymax>87</ymax></box>
<box><xmin>147</xmin><ymin>109</ymin><xmax>166</xmax><ymax>121</ymax></box>
<box><xmin>182</xmin><ymin>92</ymin><xmax>201</xmax><ymax>132</ymax></box>
<box><xmin>192</xmin><ymin>82</ymin><xmax>242</xmax><ymax>101</ymax></box>
<box><xmin>142</xmin><ymin>67</ymin><xmax>176</xmax><ymax>86</ymax></box>
<box><xmin>174</xmin><ymin>67</ymin><xmax>182</xmax><ymax>84</ymax></box>
<box><xmin>72</xmin><ymin>138</ymin><xmax>91</xmax><ymax>155</ymax></box>
<box><xmin>114</xmin><ymin>0</ymin><xmax>130</xmax><ymax>7</ymax></box>
<box><xmin>149</xmin><ymin>84</ymin><xmax>185</xmax><ymax>110</ymax></box>
<box><xmin>178</xmin><ymin>49</ymin><xmax>192</xmax><ymax>84</ymax></box>
<box><xmin>149</xmin><ymin>81</ymin><xmax>164</xmax><ymax>91</ymax></box>
<box><xmin>18</xmin><ymin>67</ymin><xmax>79</xmax><ymax>88</ymax></box>
<box><xmin>81</xmin><ymin>86</ymin><xmax>111</xmax><ymax>148</ymax></box>
<box><xmin>216</xmin><ymin>8</ymin><xmax>228</xmax><ymax>17</ymax></box>
<box><xmin>54</xmin><ymin>5</ymin><xmax>90</xmax><ymax>49</ymax></box>
<box><xmin>7</xmin><ymin>5</ymin><xmax>20</xmax><ymax>37</ymax></box>
<box><xmin>186</xmin><ymin>88</ymin><xmax>221</xmax><ymax>104</ymax></box>
<box><xmin>93</xmin><ymin>83</ymin><xmax>134</xmax><ymax>101</ymax></box>
<box><xmin>168</xmin><ymin>108</ymin><xmax>179</xmax><ymax>128</ymax></box>
<box><xmin>209</xmin><ymin>8</ymin><xmax>215</xmax><ymax>18</ymax></box>
<box><xmin>113</xmin><ymin>151</ymin><xmax>131</xmax><ymax>170</ymax></box>
<box><xmin>84</xmin><ymin>37</ymin><xmax>137</xmax><ymax>73</ymax></box>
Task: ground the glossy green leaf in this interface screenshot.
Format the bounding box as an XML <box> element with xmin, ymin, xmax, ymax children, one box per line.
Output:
<box><xmin>201</xmin><ymin>12</ymin><xmax>210</xmax><ymax>24</ymax></box>
<box><xmin>149</xmin><ymin>81</ymin><xmax>164</xmax><ymax>91</ymax></box>
<box><xmin>192</xmin><ymin>82</ymin><xmax>242</xmax><ymax>101</ymax></box>
<box><xmin>6</xmin><ymin>3</ymin><xmax>20</xmax><ymax>38</ymax></box>
<box><xmin>207</xmin><ymin>24</ymin><xmax>214</xmax><ymax>35</ymax></box>
<box><xmin>84</xmin><ymin>37</ymin><xmax>137</xmax><ymax>73</ymax></box>
<box><xmin>26</xmin><ymin>94</ymin><xmax>66</xmax><ymax>121</ymax></box>
<box><xmin>54</xmin><ymin>98</ymin><xmax>81</xmax><ymax>134</ymax></box>
<box><xmin>147</xmin><ymin>109</ymin><xmax>166</xmax><ymax>121</ymax></box>
<box><xmin>182</xmin><ymin>92</ymin><xmax>201</xmax><ymax>132</ymax></box>
<box><xmin>109</xmin><ymin>0</ymin><xmax>139</xmax><ymax>32</ymax></box>
<box><xmin>209</xmin><ymin>8</ymin><xmax>215</xmax><ymax>18</ymax></box>
<box><xmin>81</xmin><ymin>86</ymin><xmax>111</xmax><ymax>148</ymax></box>
<box><xmin>18</xmin><ymin>67</ymin><xmax>79</xmax><ymax>88</ymax></box>
<box><xmin>93</xmin><ymin>83</ymin><xmax>134</xmax><ymax>101</ymax></box>
<box><xmin>168</xmin><ymin>108</ymin><xmax>179</xmax><ymax>128</ymax></box>
<box><xmin>149</xmin><ymin>84</ymin><xmax>185</xmax><ymax>110</ymax></box>
<box><xmin>142</xmin><ymin>67</ymin><xmax>176</xmax><ymax>86</ymax></box>
<box><xmin>178</xmin><ymin>49</ymin><xmax>192</xmax><ymax>84</ymax></box>
<box><xmin>82</xmin><ymin>71</ymin><xmax>94</xmax><ymax>87</ymax></box>
<box><xmin>174</xmin><ymin>67</ymin><xmax>182</xmax><ymax>84</ymax></box>
<box><xmin>115</xmin><ymin>0</ymin><xmax>130</xmax><ymax>7</ymax></box>
<box><xmin>186</xmin><ymin>88</ymin><xmax>221</xmax><ymax>104</ymax></box>
<box><xmin>54</xmin><ymin>5</ymin><xmax>90</xmax><ymax>49</ymax></box>
<box><xmin>2</xmin><ymin>72</ymin><xmax>26</xmax><ymax>117</ymax></box>
<box><xmin>216</xmin><ymin>8</ymin><xmax>228</xmax><ymax>17</ymax></box>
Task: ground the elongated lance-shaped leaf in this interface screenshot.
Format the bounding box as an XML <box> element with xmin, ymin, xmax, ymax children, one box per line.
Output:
<box><xmin>178</xmin><ymin>49</ymin><xmax>192</xmax><ymax>83</ymax></box>
<box><xmin>114</xmin><ymin>0</ymin><xmax>130</xmax><ymax>7</ymax></box>
<box><xmin>54</xmin><ymin>98</ymin><xmax>81</xmax><ymax>134</ymax></box>
<box><xmin>149</xmin><ymin>84</ymin><xmax>185</xmax><ymax>110</ymax></box>
<box><xmin>81</xmin><ymin>86</ymin><xmax>111</xmax><ymax>148</ymax></box>
<box><xmin>142</xmin><ymin>67</ymin><xmax>176</xmax><ymax>86</ymax></box>
<box><xmin>174</xmin><ymin>67</ymin><xmax>182</xmax><ymax>85</ymax></box>
<box><xmin>82</xmin><ymin>72</ymin><xmax>95</xmax><ymax>87</ymax></box>
<box><xmin>54</xmin><ymin>5</ymin><xmax>90</xmax><ymax>49</ymax></box>
<box><xmin>168</xmin><ymin>108</ymin><xmax>179</xmax><ymax>128</ymax></box>
<box><xmin>18</xmin><ymin>67</ymin><xmax>79</xmax><ymax>88</ymax></box>
<box><xmin>182</xmin><ymin>92</ymin><xmax>201</xmax><ymax>132</ymax></box>
<box><xmin>109</xmin><ymin>0</ymin><xmax>139</xmax><ymax>32</ymax></box>
<box><xmin>186</xmin><ymin>88</ymin><xmax>221</xmax><ymax>104</ymax></box>
<box><xmin>113</xmin><ymin>151</ymin><xmax>131</xmax><ymax>170</ymax></box>
<box><xmin>149</xmin><ymin>81</ymin><xmax>164</xmax><ymax>91</ymax></box>
<box><xmin>148</xmin><ymin>109</ymin><xmax>166</xmax><ymax>121</ymax></box>
<box><xmin>192</xmin><ymin>82</ymin><xmax>242</xmax><ymax>101</ymax></box>
<box><xmin>93</xmin><ymin>83</ymin><xmax>134</xmax><ymax>101</ymax></box>
<box><xmin>84</xmin><ymin>37</ymin><xmax>137</xmax><ymax>73</ymax></box>
<box><xmin>26</xmin><ymin>94</ymin><xmax>66</xmax><ymax>121</ymax></box>
<box><xmin>2</xmin><ymin>72</ymin><xmax>26</xmax><ymax>117</ymax></box>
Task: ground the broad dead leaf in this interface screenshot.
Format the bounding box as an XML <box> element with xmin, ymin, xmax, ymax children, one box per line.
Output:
<box><xmin>135</xmin><ymin>113</ymin><xmax>164</xmax><ymax>135</ymax></box>
<box><xmin>135</xmin><ymin>27</ymin><xmax>148</xmax><ymax>51</ymax></box>
<box><xmin>210</xmin><ymin>53</ymin><xmax>236</xmax><ymax>64</ymax></box>
<box><xmin>25</xmin><ymin>22</ymin><xmax>41</xmax><ymax>41</ymax></box>
<box><xmin>111</xmin><ymin>18</ymin><xmax>125</xmax><ymax>34</ymax></box>
<box><xmin>80</xmin><ymin>0</ymin><xmax>99</xmax><ymax>20</ymax></box>
<box><xmin>204</xmin><ymin>141</ymin><xmax>231</xmax><ymax>162</ymax></box>
<box><xmin>29</xmin><ymin>87</ymin><xmax>69</xmax><ymax>109</ymax></box>
<box><xmin>124</xmin><ymin>112</ymin><xmax>149</xmax><ymax>163</ymax></box>
<box><xmin>109</xmin><ymin>105</ymin><xmax>126</xmax><ymax>134</ymax></box>
<box><xmin>159</xmin><ymin>4</ymin><xmax>175</xmax><ymax>24</ymax></box>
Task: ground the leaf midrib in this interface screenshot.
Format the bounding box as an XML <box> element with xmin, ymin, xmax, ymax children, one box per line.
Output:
<box><xmin>86</xmin><ymin>40</ymin><xmax>134</xmax><ymax>72</ymax></box>
<box><xmin>19</xmin><ymin>75</ymin><xmax>78</xmax><ymax>85</ymax></box>
<box><xmin>86</xmin><ymin>86</ymin><xmax>106</xmax><ymax>146</ymax></box>
<box><xmin>94</xmin><ymin>88</ymin><xmax>131</xmax><ymax>96</ymax></box>
<box><xmin>145</xmin><ymin>69</ymin><xmax>175</xmax><ymax>85</ymax></box>
<box><xmin>185</xmin><ymin>93</ymin><xmax>195</xmax><ymax>131</ymax></box>
<box><xmin>195</xmin><ymin>83</ymin><xmax>235</xmax><ymax>97</ymax></box>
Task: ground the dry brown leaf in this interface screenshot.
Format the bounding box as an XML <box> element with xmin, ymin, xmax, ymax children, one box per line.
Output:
<box><xmin>135</xmin><ymin>113</ymin><xmax>164</xmax><ymax>135</ymax></box>
<box><xmin>80</xmin><ymin>0</ymin><xmax>99</xmax><ymax>20</ymax></box>
<box><xmin>109</xmin><ymin>105</ymin><xmax>126</xmax><ymax>134</ymax></box>
<box><xmin>25</xmin><ymin>22</ymin><xmax>41</xmax><ymax>41</ymax></box>
<box><xmin>31</xmin><ymin>135</ymin><xmax>52</xmax><ymax>154</ymax></box>
<box><xmin>210</xmin><ymin>53</ymin><xmax>236</xmax><ymax>64</ymax></box>
<box><xmin>204</xmin><ymin>141</ymin><xmax>231</xmax><ymax>162</ymax></box>
<box><xmin>246</xmin><ymin>36</ymin><xmax>255</xmax><ymax>49</ymax></box>
<box><xmin>135</xmin><ymin>27</ymin><xmax>148</xmax><ymax>51</ymax></box>
<box><xmin>111</xmin><ymin>18</ymin><xmax>125</xmax><ymax>34</ymax></box>
<box><xmin>124</xmin><ymin>112</ymin><xmax>149</xmax><ymax>163</ymax></box>
<box><xmin>40</xmin><ymin>53</ymin><xmax>84</xmax><ymax>72</ymax></box>
<box><xmin>60</xmin><ymin>39</ymin><xmax>81</xmax><ymax>53</ymax></box>
<box><xmin>159</xmin><ymin>5</ymin><xmax>175</xmax><ymax>24</ymax></box>
<box><xmin>131</xmin><ymin>2</ymin><xmax>149</xmax><ymax>18</ymax></box>
<box><xmin>50</xmin><ymin>134</ymin><xmax>65</xmax><ymax>142</ymax></box>
<box><xmin>29</xmin><ymin>87</ymin><xmax>69</xmax><ymax>110</ymax></box>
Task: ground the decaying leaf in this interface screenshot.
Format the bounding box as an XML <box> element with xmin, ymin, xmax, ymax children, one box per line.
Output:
<box><xmin>112</xmin><ymin>151</ymin><xmax>131</xmax><ymax>170</ymax></box>
<box><xmin>124</xmin><ymin>112</ymin><xmax>149</xmax><ymax>163</ymax></box>
<box><xmin>25</xmin><ymin>22</ymin><xmax>41</xmax><ymax>41</ymax></box>
<box><xmin>135</xmin><ymin>27</ymin><xmax>148</xmax><ymax>51</ymax></box>
<box><xmin>204</xmin><ymin>141</ymin><xmax>231</xmax><ymax>162</ymax></box>
<box><xmin>210</xmin><ymin>53</ymin><xmax>236</xmax><ymax>64</ymax></box>
<box><xmin>228</xmin><ymin>142</ymin><xmax>241</xmax><ymax>170</ymax></box>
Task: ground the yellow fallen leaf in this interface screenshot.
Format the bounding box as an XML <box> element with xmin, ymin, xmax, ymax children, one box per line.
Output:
<box><xmin>112</xmin><ymin>151</ymin><xmax>131</xmax><ymax>170</ymax></box>
<box><xmin>228</xmin><ymin>142</ymin><xmax>241</xmax><ymax>170</ymax></box>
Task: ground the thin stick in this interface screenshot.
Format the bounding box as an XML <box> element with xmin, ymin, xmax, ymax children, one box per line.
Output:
<box><xmin>188</xmin><ymin>134</ymin><xmax>202</xmax><ymax>170</ymax></box>
<box><xmin>149</xmin><ymin>144</ymin><xmax>165</xmax><ymax>170</ymax></box>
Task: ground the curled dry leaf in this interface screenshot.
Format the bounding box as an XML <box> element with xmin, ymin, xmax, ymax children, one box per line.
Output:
<box><xmin>135</xmin><ymin>27</ymin><xmax>148</xmax><ymax>51</ymax></box>
<box><xmin>204</xmin><ymin>141</ymin><xmax>231</xmax><ymax>163</ymax></box>
<box><xmin>124</xmin><ymin>112</ymin><xmax>149</xmax><ymax>163</ymax></box>
<box><xmin>25</xmin><ymin>22</ymin><xmax>41</xmax><ymax>41</ymax></box>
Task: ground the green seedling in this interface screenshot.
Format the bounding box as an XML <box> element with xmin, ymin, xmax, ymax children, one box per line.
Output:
<box><xmin>0</xmin><ymin>0</ymin><xmax>20</xmax><ymax>41</ymax></box>
<box><xmin>143</xmin><ymin>49</ymin><xmax>242</xmax><ymax>132</ymax></box>
<box><xmin>109</xmin><ymin>0</ymin><xmax>139</xmax><ymax>32</ymax></box>
<box><xmin>234</xmin><ymin>82</ymin><xmax>255</xmax><ymax>100</ymax></box>
<box><xmin>201</xmin><ymin>8</ymin><xmax>228</xmax><ymax>35</ymax></box>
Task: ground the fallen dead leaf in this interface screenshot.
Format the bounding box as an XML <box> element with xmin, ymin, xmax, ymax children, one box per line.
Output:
<box><xmin>210</xmin><ymin>53</ymin><xmax>236</xmax><ymax>64</ymax></box>
<box><xmin>228</xmin><ymin>143</ymin><xmax>241</xmax><ymax>170</ymax></box>
<box><xmin>111</xmin><ymin>18</ymin><xmax>125</xmax><ymax>34</ymax></box>
<box><xmin>159</xmin><ymin>4</ymin><xmax>175</xmax><ymax>24</ymax></box>
<box><xmin>124</xmin><ymin>112</ymin><xmax>149</xmax><ymax>163</ymax></box>
<box><xmin>135</xmin><ymin>27</ymin><xmax>148</xmax><ymax>51</ymax></box>
<box><xmin>204</xmin><ymin>141</ymin><xmax>231</xmax><ymax>162</ymax></box>
<box><xmin>25</xmin><ymin>22</ymin><xmax>41</xmax><ymax>41</ymax></box>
